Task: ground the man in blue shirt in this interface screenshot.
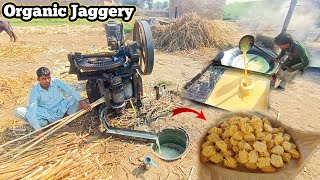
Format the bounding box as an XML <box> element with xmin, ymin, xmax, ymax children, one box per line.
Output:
<box><xmin>14</xmin><ymin>67</ymin><xmax>91</xmax><ymax>130</ymax></box>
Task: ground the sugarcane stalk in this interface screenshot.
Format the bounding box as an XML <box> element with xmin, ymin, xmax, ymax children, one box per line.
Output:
<box><xmin>23</xmin><ymin>166</ymin><xmax>44</xmax><ymax>180</ymax></box>
<box><xmin>95</xmin><ymin>155</ymin><xmax>107</xmax><ymax>176</ymax></box>
<box><xmin>7</xmin><ymin>158</ymin><xmax>43</xmax><ymax>180</ymax></box>
<box><xmin>84</xmin><ymin>140</ymin><xmax>106</xmax><ymax>153</ymax></box>
<box><xmin>0</xmin><ymin>119</ymin><xmax>76</xmax><ymax>159</ymax></box>
<box><xmin>0</xmin><ymin>167</ymin><xmax>23</xmax><ymax>175</ymax></box>
<box><xmin>55</xmin><ymin>168</ymin><xmax>71</xmax><ymax>179</ymax></box>
<box><xmin>0</xmin><ymin>113</ymin><xmax>77</xmax><ymax>149</ymax></box>
<box><xmin>55</xmin><ymin>161</ymin><xmax>84</xmax><ymax>179</ymax></box>
<box><xmin>15</xmin><ymin>146</ymin><xmax>70</xmax><ymax>165</ymax></box>
<box><xmin>0</xmin><ymin>94</ymin><xmax>181</xmax><ymax>179</ymax></box>
<box><xmin>86</xmin><ymin>169</ymin><xmax>101</xmax><ymax>179</ymax></box>
<box><xmin>41</xmin><ymin>151</ymin><xmax>71</xmax><ymax>179</ymax></box>
<box><xmin>1</xmin><ymin>172</ymin><xmax>20</xmax><ymax>180</ymax></box>
<box><xmin>12</xmin><ymin>98</ymin><xmax>104</xmax><ymax>159</ymax></box>
<box><xmin>80</xmin><ymin>165</ymin><xmax>97</xmax><ymax>179</ymax></box>
<box><xmin>45</xmin><ymin>159</ymin><xmax>74</xmax><ymax>179</ymax></box>
<box><xmin>46</xmin><ymin>133</ymin><xmax>77</xmax><ymax>145</ymax></box>
<box><xmin>34</xmin><ymin>159</ymin><xmax>61</xmax><ymax>179</ymax></box>
<box><xmin>11</xmin><ymin>146</ymin><xmax>59</xmax><ymax>164</ymax></box>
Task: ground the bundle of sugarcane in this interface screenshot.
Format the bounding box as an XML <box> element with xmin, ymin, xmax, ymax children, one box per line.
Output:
<box><xmin>0</xmin><ymin>98</ymin><xmax>105</xmax><ymax>160</ymax></box>
<box><xmin>0</xmin><ymin>98</ymin><xmax>108</xmax><ymax>179</ymax></box>
<box><xmin>0</xmin><ymin>132</ymin><xmax>113</xmax><ymax>179</ymax></box>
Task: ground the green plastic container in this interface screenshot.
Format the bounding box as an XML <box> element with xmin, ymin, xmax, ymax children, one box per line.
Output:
<box><xmin>152</xmin><ymin>128</ymin><xmax>189</xmax><ymax>161</ymax></box>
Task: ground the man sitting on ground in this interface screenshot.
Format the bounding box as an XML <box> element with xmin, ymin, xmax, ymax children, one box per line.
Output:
<box><xmin>272</xmin><ymin>33</ymin><xmax>310</xmax><ymax>89</ymax></box>
<box><xmin>14</xmin><ymin>67</ymin><xmax>91</xmax><ymax>130</ymax></box>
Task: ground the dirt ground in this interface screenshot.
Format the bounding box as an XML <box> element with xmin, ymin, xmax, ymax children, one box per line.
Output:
<box><xmin>0</xmin><ymin>23</ymin><xmax>320</xmax><ymax>179</ymax></box>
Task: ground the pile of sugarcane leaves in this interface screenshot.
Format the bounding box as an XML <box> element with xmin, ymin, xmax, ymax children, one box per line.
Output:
<box><xmin>106</xmin><ymin>91</ymin><xmax>182</xmax><ymax>129</ymax></box>
<box><xmin>0</xmin><ymin>98</ymin><xmax>111</xmax><ymax>179</ymax></box>
<box><xmin>153</xmin><ymin>13</ymin><xmax>240</xmax><ymax>52</ymax></box>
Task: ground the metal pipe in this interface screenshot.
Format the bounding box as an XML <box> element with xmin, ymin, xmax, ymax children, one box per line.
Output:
<box><xmin>99</xmin><ymin>107</ymin><xmax>158</xmax><ymax>142</ymax></box>
<box><xmin>252</xmin><ymin>45</ymin><xmax>274</xmax><ymax>59</ymax></box>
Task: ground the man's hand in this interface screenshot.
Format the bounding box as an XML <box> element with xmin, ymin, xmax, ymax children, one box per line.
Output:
<box><xmin>286</xmin><ymin>68</ymin><xmax>295</xmax><ymax>73</ymax></box>
<box><xmin>79</xmin><ymin>100</ymin><xmax>92</xmax><ymax>111</ymax></box>
<box><xmin>271</xmin><ymin>73</ymin><xmax>277</xmax><ymax>83</ymax></box>
<box><xmin>271</xmin><ymin>57</ymin><xmax>279</xmax><ymax>62</ymax></box>
<box><xmin>281</xmin><ymin>63</ymin><xmax>294</xmax><ymax>72</ymax></box>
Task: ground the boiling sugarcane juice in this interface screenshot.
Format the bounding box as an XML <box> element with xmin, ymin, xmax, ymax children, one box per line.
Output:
<box><xmin>232</xmin><ymin>54</ymin><xmax>270</xmax><ymax>73</ymax></box>
<box><xmin>154</xmin><ymin>143</ymin><xmax>185</xmax><ymax>158</ymax></box>
<box><xmin>155</xmin><ymin>138</ymin><xmax>185</xmax><ymax>158</ymax></box>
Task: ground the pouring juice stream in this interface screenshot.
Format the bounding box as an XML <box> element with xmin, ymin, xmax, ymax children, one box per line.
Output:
<box><xmin>156</xmin><ymin>138</ymin><xmax>161</xmax><ymax>155</ymax></box>
<box><xmin>239</xmin><ymin>38</ymin><xmax>251</xmax><ymax>86</ymax></box>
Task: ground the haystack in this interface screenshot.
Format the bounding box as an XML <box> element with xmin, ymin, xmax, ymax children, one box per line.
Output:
<box><xmin>0</xmin><ymin>73</ymin><xmax>35</xmax><ymax>109</ymax></box>
<box><xmin>152</xmin><ymin>14</ymin><xmax>241</xmax><ymax>52</ymax></box>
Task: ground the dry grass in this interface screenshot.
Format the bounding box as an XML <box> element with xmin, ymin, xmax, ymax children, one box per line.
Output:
<box><xmin>0</xmin><ymin>130</ymin><xmax>148</xmax><ymax>179</ymax></box>
<box><xmin>0</xmin><ymin>43</ymin><xmax>47</xmax><ymax>62</ymax></box>
<box><xmin>0</xmin><ymin>73</ymin><xmax>34</xmax><ymax>110</ymax></box>
<box><xmin>152</xmin><ymin>13</ymin><xmax>241</xmax><ymax>52</ymax></box>
<box><xmin>0</xmin><ymin>73</ymin><xmax>35</xmax><ymax>133</ymax></box>
<box><xmin>106</xmin><ymin>91</ymin><xmax>182</xmax><ymax>129</ymax></box>
<box><xmin>0</xmin><ymin>73</ymin><xmax>35</xmax><ymax>109</ymax></box>
<box><xmin>0</xmin><ymin>118</ymin><xmax>27</xmax><ymax>136</ymax></box>
<box><xmin>14</xmin><ymin>24</ymin><xmax>104</xmax><ymax>35</ymax></box>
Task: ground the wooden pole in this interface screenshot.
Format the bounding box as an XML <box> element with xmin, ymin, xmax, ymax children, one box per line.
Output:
<box><xmin>281</xmin><ymin>0</ymin><xmax>297</xmax><ymax>34</ymax></box>
<box><xmin>0</xmin><ymin>113</ymin><xmax>76</xmax><ymax>149</ymax></box>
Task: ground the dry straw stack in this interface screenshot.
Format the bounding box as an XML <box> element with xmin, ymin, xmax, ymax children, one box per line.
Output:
<box><xmin>152</xmin><ymin>13</ymin><xmax>241</xmax><ymax>52</ymax></box>
<box><xmin>0</xmin><ymin>133</ymin><xmax>112</xmax><ymax>180</ymax></box>
<box><xmin>14</xmin><ymin>25</ymin><xmax>103</xmax><ymax>35</ymax></box>
<box><xmin>107</xmin><ymin>91</ymin><xmax>182</xmax><ymax>128</ymax></box>
<box><xmin>0</xmin><ymin>98</ymin><xmax>107</xmax><ymax>179</ymax></box>
<box><xmin>0</xmin><ymin>73</ymin><xmax>35</xmax><ymax>131</ymax></box>
<box><xmin>0</xmin><ymin>73</ymin><xmax>35</xmax><ymax>109</ymax></box>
